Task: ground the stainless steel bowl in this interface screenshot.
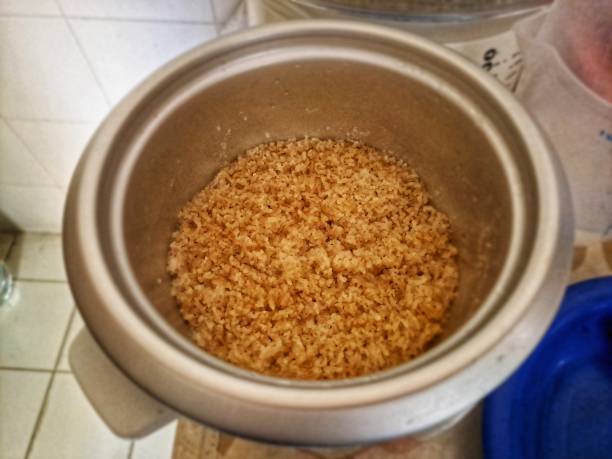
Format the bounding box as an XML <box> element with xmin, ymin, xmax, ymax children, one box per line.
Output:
<box><xmin>63</xmin><ymin>20</ymin><xmax>573</xmax><ymax>445</ymax></box>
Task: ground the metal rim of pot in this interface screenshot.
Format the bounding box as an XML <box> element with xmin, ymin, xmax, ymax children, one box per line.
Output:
<box><xmin>64</xmin><ymin>19</ymin><xmax>573</xmax><ymax>440</ymax></box>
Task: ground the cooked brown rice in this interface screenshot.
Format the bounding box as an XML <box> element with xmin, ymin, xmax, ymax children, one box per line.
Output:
<box><xmin>167</xmin><ymin>138</ymin><xmax>458</xmax><ymax>380</ymax></box>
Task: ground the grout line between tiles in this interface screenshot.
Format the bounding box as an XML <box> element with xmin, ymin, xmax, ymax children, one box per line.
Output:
<box><xmin>224</xmin><ymin>0</ymin><xmax>246</xmax><ymax>30</ymax></box>
<box><xmin>22</xmin><ymin>369</ymin><xmax>56</xmax><ymax>458</ymax></box>
<box><xmin>209</xmin><ymin>0</ymin><xmax>221</xmax><ymax>35</ymax></box>
<box><xmin>127</xmin><ymin>441</ymin><xmax>135</xmax><ymax>459</ymax></box>
<box><xmin>55</xmin><ymin>1</ymin><xmax>114</xmax><ymax>109</ymax></box>
<box><xmin>213</xmin><ymin>0</ymin><xmax>245</xmax><ymax>35</ymax></box>
<box><xmin>2</xmin><ymin>120</ymin><xmax>60</xmax><ymax>188</ymax></box>
<box><xmin>14</xmin><ymin>231</ymin><xmax>61</xmax><ymax>236</ymax></box>
<box><xmin>6</xmin><ymin>233</ymin><xmax>68</xmax><ymax>283</ymax></box>
<box><xmin>65</xmin><ymin>16</ymin><xmax>215</xmax><ymax>25</ymax></box>
<box><xmin>24</xmin><ymin>307</ymin><xmax>76</xmax><ymax>459</ymax></box>
<box><xmin>54</xmin><ymin>308</ymin><xmax>77</xmax><ymax>369</ymax></box>
<box><xmin>55</xmin><ymin>308</ymin><xmax>77</xmax><ymax>370</ymax></box>
<box><xmin>0</xmin><ymin>13</ymin><xmax>61</xmax><ymax>19</ymax></box>
<box><xmin>1</xmin><ymin>116</ymin><xmax>99</xmax><ymax>124</ymax></box>
<box><xmin>4</xmin><ymin>233</ymin><xmax>19</xmax><ymax>262</ymax></box>
<box><xmin>14</xmin><ymin>278</ymin><xmax>68</xmax><ymax>284</ymax></box>
<box><xmin>0</xmin><ymin>183</ymin><xmax>61</xmax><ymax>190</ymax></box>
<box><xmin>2</xmin><ymin>233</ymin><xmax>17</xmax><ymax>262</ymax></box>
<box><xmin>0</xmin><ymin>367</ymin><xmax>54</xmax><ymax>373</ymax></box>
<box><xmin>0</xmin><ymin>12</ymin><xmax>214</xmax><ymax>25</ymax></box>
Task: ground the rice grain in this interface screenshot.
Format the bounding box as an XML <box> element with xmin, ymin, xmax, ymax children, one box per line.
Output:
<box><xmin>167</xmin><ymin>138</ymin><xmax>458</xmax><ymax>380</ymax></box>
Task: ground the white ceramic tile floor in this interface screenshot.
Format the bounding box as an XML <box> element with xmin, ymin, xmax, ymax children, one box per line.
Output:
<box><xmin>0</xmin><ymin>119</ymin><xmax>55</xmax><ymax>187</ymax></box>
<box><xmin>70</xmin><ymin>19</ymin><xmax>217</xmax><ymax>104</ymax></box>
<box><xmin>29</xmin><ymin>373</ymin><xmax>132</xmax><ymax>459</ymax></box>
<box><xmin>0</xmin><ymin>185</ymin><xmax>65</xmax><ymax>233</ymax></box>
<box><xmin>1</xmin><ymin>231</ymin><xmax>177</xmax><ymax>458</ymax></box>
<box><xmin>0</xmin><ymin>17</ymin><xmax>108</xmax><ymax>121</ymax></box>
<box><xmin>0</xmin><ymin>281</ymin><xmax>73</xmax><ymax>368</ymax></box>
<box><xmin>8</xmin><ymin>120</ymin><xmax>97</xmax><ymax>189</ymax></box>
<box><xmin>58</xmin><ymin>0</ymin><xmax>214</xmax><ymax>22</ymax></box>
<box><xmin>58</xmin><ymin>309</ymin><xmax>84</xmax><ymax>371</ymax></box>
<box><xmin>0</xmin><ymin>370</ymin><xmax>51</xmax><ymax>459</ymax></box>
<box><xmin>7</xmin><ymin>233</ymin><xmax>67</xmax><ymax>281</ymax></box>
<box><xmin>0</xmin><ymin>0</ymin><xmax>60</xmax><ymax>16</ymax></box>
<box><xmin>131</xmin><ymin>422</ymin><xmax>178</xmax><ymax>459</ymax></box>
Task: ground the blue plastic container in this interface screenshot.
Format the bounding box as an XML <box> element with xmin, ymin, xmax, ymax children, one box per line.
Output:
<box><xmin>483</xmin><ymin>276</ymin><xmax>612</xmax><ymax>459</ymax></box>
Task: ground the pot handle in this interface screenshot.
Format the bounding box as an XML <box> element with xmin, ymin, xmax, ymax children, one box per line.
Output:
<box><xmin>69</xmin><ymin>328</ymin><xmax>177</xmax><ymax>438</ymax></box>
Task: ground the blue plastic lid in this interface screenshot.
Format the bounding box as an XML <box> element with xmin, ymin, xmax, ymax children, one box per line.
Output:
<box><xmin>483</xmin><ymin>276</ymin><xmax>612</xmax><ymax>459</ymax></box>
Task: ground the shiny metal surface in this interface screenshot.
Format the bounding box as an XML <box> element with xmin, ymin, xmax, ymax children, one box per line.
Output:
<box><xmin>293</xmin><ymin>0</ymin><xmax>551</xmax><ymax>20</ymax></box>
<box><xmin>255</xmin><ymin>0</ymin><xmax>549</xmax><ymax>49</ymax></box>
<box><xmin>63</xmin><ymin>21</ymin><xmax>573</xmax><ymax>445</ymax></box>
